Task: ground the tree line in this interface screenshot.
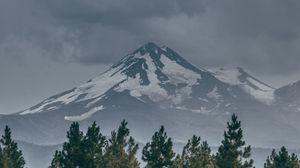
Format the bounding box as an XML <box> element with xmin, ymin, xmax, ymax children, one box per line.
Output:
<box><xmin>1</xmin><ymin>114</ymin><xmax>300</xmax><ymax>168</ymax></box>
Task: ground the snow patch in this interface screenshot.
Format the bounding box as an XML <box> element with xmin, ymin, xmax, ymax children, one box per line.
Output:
<box><xmin>160</xmin><ymin>55</ymin><xmax>201</xmax><ymax>85</ymax></box>
<box><xmin>130</xmin><ymin>90</ymin><xmax>142</xmax><ymax>97</ymax></box>
<box><xmin>198</xmin><ymin>97</ymin><xmax>209</xmax><ymax>102</ymax></box>
<box><xmin>243</xmin><ymin>77</ymin><xmax>275</xmax><ymax>105</ymax></box>
<box><xmin>175</xmin><ymin>106</ymin><xmax>211</xmax><ymax>114</ymax></box>
<box><xmin>209</xmin><ymin>68</ymin><xmax>275</xmax><ymax>105</ymax></box>
<box><xmin>64</xmin><ymin>105</ymin><xmax>105</xmax><ymax>122</ymax></box>
<box><xmin>225</xmin><ymin>103</ymin><xmax>231</xmax><ymax>107</ymax></box>
<box><xmin>159</xmin><ymin>54</ymin><xmax>201</xmax><ymax>104</ymax></box>
<box><xmin>210</xmin><ymin>68</ymin><xmax>242</xmax><ymax>85</ymax></box>
<box><xmin>115</xmin><ymin>54</ymin><xmax>169</xmax><ymax>102</ymax></box>
<box><xmin>190</xmin><ymin>107</ymin><xmax>211</xmax><ymax>114</ymax></box>
<box><xmin>85</xmin><ymin>95</ymin><xmax>105</xmax><ymax>108</ymax></box>
<box><xmin>207</xmin><ymin>87</ymin><xmax>222</xmax><ymax>100</ymax></box>
<box><xmin>116</xmin><ymin>53</ymin><xmax>202</xmax><ymax>105</ymax></box>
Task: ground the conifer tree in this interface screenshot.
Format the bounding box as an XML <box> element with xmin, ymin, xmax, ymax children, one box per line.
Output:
<box><xmin>264</xmin><ymin>146</ymin><xmax>300</xmax><ymax>168</ymax></box>
<box><xmin>83</xmin><ymin>121</ymin><xmax>107</xmax><ymax>168</ymax></box>
<box><xmin>0</xmin><ymin>126</ymin><xmax>25</xmax><ymax>168</ymax></box>
<box><xmin>104</xmin><ymin>120</ymin><xmax>139</xmax><ymax>168</ymax></box>
<box><xmin>181</xmin><ymin>135</ymin><xmax>215</xmax><ymax>168</ymax></box>
<box><xmin>172</xmin><ymin>154</ymin><xmax>184</xmax><ymax>168</ymax></box>
<box><xmin>216</xmin><ymin>114</ymin><xmax>253</xmax><ymax>168</ymax></box>
<box><xmin>50</xmin><ymin>121</ymin><xmax>109</xmax><ymax>168</ymax></box>
<box><xmin>60</xmin><ymin>122</ymin><xmax>84</xmax><ymax>167</ymax></box>
<box><xmin>142</xmin><ymin>126</ymin><xmax>175</xmax><ymax>168</ymax></box>
<box><xmin>49</xmin><ymin>151</ymin><xmax>63</xmax><ymax>168</ymax></box>
<box><xmin>0</xmin><ymin>147</ymin><xmax>2</xmax><ymax>168</ymax></box>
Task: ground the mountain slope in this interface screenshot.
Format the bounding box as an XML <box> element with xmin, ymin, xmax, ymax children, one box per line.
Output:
<box><xmin>276</xmin><ymin>80</ymin><xmax>300</xmax><ymax>108</ymax></box>
<box><xmin>209</xmin><ymin>67</ymin><xmax>275</xmax><ymax>105</ymax></box>
<box><xmin>19</xmin><ymin>43</ymin><xmax>270</xmax><ymax>120</ymax></box>
<box><xmin>20</xmin><ymin>42</ymin><xmax>208</xmax><ymax>116</ymax></box>
<box><xmin>0</xmin><ymin>42</ymin><xmax>300</xmax><ymax>156</ymax></box>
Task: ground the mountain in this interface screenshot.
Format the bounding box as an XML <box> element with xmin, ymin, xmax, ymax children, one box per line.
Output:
<box><xmin>19</xmin><ymin>43</ymin><xmax>273</xmax><ymax>118</ymax></box>
<box><xmin>275</xmin><ymin>80</ymin><xmax>300</xmax><ymax>110</ymax></box>
<box><xmin>1</xmin><ymin>42</ymin><xmax>300</xmax><ymax>167</ymax></box>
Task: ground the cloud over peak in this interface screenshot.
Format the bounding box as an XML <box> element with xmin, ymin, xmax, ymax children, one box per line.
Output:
<box><xmin>1</xmin><ymin>0</ymin><xmax>300</xmax><ymax>75</ymax></box>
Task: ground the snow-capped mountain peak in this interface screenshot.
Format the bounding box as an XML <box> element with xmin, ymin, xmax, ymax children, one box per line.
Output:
<box><xmin>20</xmin><ymin>42</ymin><xmax>277</xmax><ymax>120</ymax></box>
<box><xmin>5</xmin><ymin>42</ymin><xmax>300</xmax><ymax>152</ymax></box>
<box><xmin>20</xmin><ymin>42</ymin><xmax>207</xmax><ymax>115</ymax></box>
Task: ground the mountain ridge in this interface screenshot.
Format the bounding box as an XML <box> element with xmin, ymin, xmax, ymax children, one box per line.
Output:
<box><xmin>19</xmin><ymin>42</ymin><xmax>276</xmax><ymax>117</ymax></box>
<box><xmin>0</xmin><ymin>42</ymin><xmax>299</xmax><ymax>150</ymax></box>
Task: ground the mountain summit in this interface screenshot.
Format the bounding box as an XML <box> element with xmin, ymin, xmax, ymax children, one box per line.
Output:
<box><xmin>20</xmin><ymin>42</ymin><xmax>210</xmax><ymax>116</ymax></box>
<box><xmin>20</xmin><ymin>42</ymin><xmax>276</xmax><ymax>119</ymax></box>
<box><xmin>1</xmin><ymin>42</ymin><xmax>300</xmax><ymax>156</ymax></box>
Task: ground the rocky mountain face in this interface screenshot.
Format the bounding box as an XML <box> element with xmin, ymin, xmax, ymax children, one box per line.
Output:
<box><xmin>19</xmin><ymin>42</ymin><xmax>276</xmax><ymax>118</ymax></box>
<box><xmin>1</xmin><ymin>42</ymin><xmax>300</xmax><ymax>167</ymax></box>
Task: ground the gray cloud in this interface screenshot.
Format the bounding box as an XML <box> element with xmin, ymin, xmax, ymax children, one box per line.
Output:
<box><xmin>0</xmin><ymin>0</ymin><xmax>205</xmax><ymax>64</ymax></box>
<box><xmin>208</xmin><ymin>0</ymin><xmax>300</xmax><ymax>74</ymax></box>
<box><xmin>1</xmin><ymin>0</ymin><xmax>300</xmax><ymax>75</ymax></box>
<box><xmin>2</xmin><ymin>0</ymin><xmax>300</xmax><ymax>113</ymax></box>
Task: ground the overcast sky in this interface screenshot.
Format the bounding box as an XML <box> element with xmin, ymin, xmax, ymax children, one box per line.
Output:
<box><xmin>1</xmin><ymin>0</ymin><xmax>300</xmax><ymax>114</ymax></box>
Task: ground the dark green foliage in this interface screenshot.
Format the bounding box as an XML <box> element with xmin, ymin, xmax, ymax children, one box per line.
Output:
<box><xmin>216</xmin><ymin>114</ymin><xmax>254</xmax><ymax>168</ymax></box>
<box><xmin>50</xmin><ymin>121</ymin><xmax>108</xmax><ymax>168</ymax></box>
<box><xmin>61</xmin><ymin>122</ymin><xmax>85</xmax><ymax>167</ymax></box>
<box><xmin>0</xmin><ymin>126</ymin><xmax>25</xmax><ymax>168</ymax></box>
<box><xmin>264</xmin><ymin>146</ymin><xmax>300</xmax><ymax>168</ymax></box>
<box><xmin>172</xmin><ymin>154</ymin><xmax>184</xmax><ymax>168</ymax></box>
<box><xmin>104</xmin><ymin>120</ymin><xmax>139</xmax><ymax>168</ymax></box>
<box><xmin>142</xmin><ymin>126</ymin><xmax>175</xmax><ymax>168</ymax></box>
<box><xmin>49</xmin><ymin>151</ymin><xmax>63</xmax><ymax>168</ymax></box>
<box><xmin>180</xmin><ymin>135</ymin><xmax>215</xmax><ymax>168</ymax></box>
<box><xmin>47</xmin><ymin>115</ymin><xmax>300</xmax><ymax>168</ymax></box>
<box><xmin>83</xmin><ymin>122</ymin><xmax>107</xmax><ymax>168</ymax></box>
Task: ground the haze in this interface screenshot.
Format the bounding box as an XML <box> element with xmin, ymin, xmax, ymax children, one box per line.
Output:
<box><xmin>1</xmin><ymin>0</ymin><xmax>300</xmax><ymax>113</ymax></box>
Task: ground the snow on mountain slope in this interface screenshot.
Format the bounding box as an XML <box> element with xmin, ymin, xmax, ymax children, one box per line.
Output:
<box><xmin>209</xmin><ymin>67</ymin><xmax>275</xmax><ymax>105</ymax></box>
<box><xmin>20</xmin><ymin>42</ymin><xmax>279</xmax><ymax>121</ymax></box>
<box><xmin>64</xmin><ymin>105</ymin><xmax>105</xmax><ymax>121</ymax></box>
<box><xmin>115</xmin><ymin>52</ymin><xmax>202</xmax><ymax>104</ymax></box>
<box><xmin>3</xmin><ymin>42</ymin><xmax>300</xmax><ymax>154</ymax></box>
<box><xmin>20</xmin><ymin>42</ymin><xmax>207</xmax><ymax>116</ymax></box>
